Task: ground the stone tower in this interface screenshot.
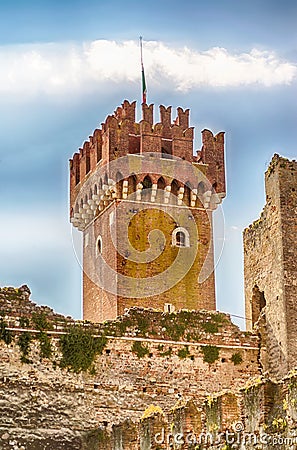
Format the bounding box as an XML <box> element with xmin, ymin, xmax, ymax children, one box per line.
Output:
<box><xmin>244</xmin><ymin>155</ymin><xmax>297</xmax><ymax>379</ymax></box>
<box><xmin>69</xmin><ymin>100</ymin><xmax>226</xmax><ymax>322</ymax></box>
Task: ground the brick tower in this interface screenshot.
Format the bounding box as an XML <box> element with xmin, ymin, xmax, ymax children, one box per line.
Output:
<box><xmin>69</xmin><ymin>100</ymin><xmax>226</xmax><ymax>322</ymax></box>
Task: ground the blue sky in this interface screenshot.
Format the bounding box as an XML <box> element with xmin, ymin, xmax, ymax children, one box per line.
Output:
<box><xmin>0</xmin><ymin>0</ymin><xmax>296</xmax><ymax>327</ymax></box>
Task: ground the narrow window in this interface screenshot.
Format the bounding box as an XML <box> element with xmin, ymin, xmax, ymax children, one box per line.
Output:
<box><xmin>96</xmin><ymin>236</ymin><xmax>103</xmax><ymax>256</ymax></box>
<box><xmin>142</xmin><ymin>175</ymin><xmax>152</xmax><ymax>201</ymax></box>
<box><xmin>86</xmin><ymin>149</ymin><xmax>90</xmax><ymax>174</ymax></box>
<box><xmin>164</xmin><ymin>303</ymin><xmax>175</xmax><ymax>313</ymax></box>
<box><xmin>172</xmin><ymin>227</ymin><xmax>190</xmax><ymax>248</ymax></box>
<box><xmin>171</xmin><ymin>179</ymin><xmax>179</xmax><ymax>204</ymax></box>
<box><xmin>75</xmin><ymin>164</ymin><xmax>80</xmax><ymax>185</ymax></box>
<box><xmin>176</xmin><ymin>231</ymin><xmax>186</xmax><ymax>247</ymax></box>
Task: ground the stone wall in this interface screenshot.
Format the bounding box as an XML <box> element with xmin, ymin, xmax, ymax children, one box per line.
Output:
<box><xmin>0</xmin><ymin>286</ymin><xmax>260</xmax><ymax>449</ymax></box>
<box><xmin>243</xmin><ymin>155</ymin><xmax>297</xmax><ymax>380</ymax></box>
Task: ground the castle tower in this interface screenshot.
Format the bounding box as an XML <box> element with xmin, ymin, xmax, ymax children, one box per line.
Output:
<box><xmin>244</xmin><ymin>155</ymin><xmax>297</xmax><ymax>379</ymax></box>
<box><xmin>69</xmin><ymin>100</ymin><xmax>226</xmax><ymax>322</ymax></box>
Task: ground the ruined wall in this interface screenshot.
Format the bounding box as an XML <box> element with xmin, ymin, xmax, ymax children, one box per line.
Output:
<box><xmin>120</xmin><ymin>374</ymin><xmax>297</xmax><ymax>450</ymax></box>
<box><xmin>243</xmin><ymin>155</ymin><xmax>297</xmax><ymax>380</ymax></box>
<box><xmin>0</xmin><ymin>286</ymin><xmax>259</xmax><ymax>449</ymax></box>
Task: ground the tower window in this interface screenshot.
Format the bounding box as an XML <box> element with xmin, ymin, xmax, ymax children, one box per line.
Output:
<box><xmin>164</xmin><ymin>303</ymin><xmax>175</xmax><ymax>313</ymax></box>
<box><xmin>176</xmin><ymin>231</ymin><xmax>186</xmax><ymax>247</ymax></box>
<box><xmin>96</xmin><ymin>236</ymin><xmax>103</xmax><ymax>256</ymax></box>
<box><xmin>172</xmin><ymin>227</ymin><xmax>190</xmax><ymax>248</ymax></box>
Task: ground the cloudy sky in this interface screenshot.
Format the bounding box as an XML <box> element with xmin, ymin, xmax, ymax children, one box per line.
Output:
<box><xmin>0</xmin><ymin>0</ymin><xmax>296</xmax><ymax>327</ymax></box>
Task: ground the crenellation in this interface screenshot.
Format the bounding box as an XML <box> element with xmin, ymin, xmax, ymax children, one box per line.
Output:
<box><xmin>159</xmin><ymin>105</ymin><xmax>172</xmax><ymax>138</ymax></box>
<box><xmin>176</xmin><ymin>106</ymin><xmax>190</xmax><ymax>130</ymax></box>
<box><xmin>69</xmin><ymin>101</ymin><xmax>226</xmax><ymax>202</ymax></box>
<box><xmin>121</xmin><ymin>99</ymin><xmax>136</xmax><ymax>122</ymax></box>
<box><xmin>201</xmin><ymin>129</ymin><xmax>226</xmax><ymax>195</ymax></box>
<box><xmin>142</xmin><ymin>102</ymin><xmax>153</xmax><ymax>125</ymax></box>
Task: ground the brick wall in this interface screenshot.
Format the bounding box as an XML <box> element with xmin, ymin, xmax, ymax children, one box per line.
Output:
<box><xmin>0</xmin><ymin>286</ymin><xmax>260</xmax><ymax>449</ymax></box>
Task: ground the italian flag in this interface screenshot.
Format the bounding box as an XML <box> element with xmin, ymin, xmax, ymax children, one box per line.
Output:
<box><xmin>142</xmin><ymin>65</ymin><xmax>147</xmax><ymax>104</ymax></box>
<box><xmin>140</xmin><ymin>37</ymin><xmax>147</xmax><ymax>104</ymax></box>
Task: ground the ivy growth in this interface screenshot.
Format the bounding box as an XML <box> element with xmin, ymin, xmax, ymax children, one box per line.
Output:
<box><xmin>178</xmin><ymin>346</ymin><xmax>191</xmax><ymax>359</ymax></box>
<box><xmin>17</xmin><ymin>331</ymin><xmax>33</xmax><ymax>364</ymax></box>
<box><xmin>201</xmin><ymin>322</ymin><xmax>218</xmax><ymax>333</ymax></box>
<box><xmin>0</xmin><ymin>318</ymin><xmax>13</xmax><ymax>345</ymax></box>
<box><xmin>38</xmin><ymin>331</ymin><xmax>52</xmax><ymax>360</ymax></box>
<box><xmin>201</xmin><ymin>345</ymin><xmax>219</xmax><ymax>364</ymax></box>
<box><xmin>32</xmin><ymin>312</ymin><xmax>50</xmax><ymax>331</ymax></box>
<box><xmin>231</xmin><ymin>352</ymin><xmax>243</xmax><ymax>365</ymax></box>
<box><xmin>19</xmin><ymin>317</ymin><xmax>30</xmax><ymax>328</ymax></box>
<box><xmin>59</xmin><ymin>326</ymin><xmax>107</xmax><ymax>373</ymax></box>
<box><xmin>132</xmin><ymin>340</ymin><xmax>149</xmax><ymax>358</ymax></box>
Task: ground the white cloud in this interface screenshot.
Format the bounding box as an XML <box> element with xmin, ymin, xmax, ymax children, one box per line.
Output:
<box><xmin>0</xmin><ymin>40</ymin><xmax>296</xmax><ymax>97</ymax></box>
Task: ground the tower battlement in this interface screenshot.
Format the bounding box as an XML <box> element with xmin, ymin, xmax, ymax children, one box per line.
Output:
<box><xmin>69</xmin><ymin>100</ymin><xmax>226</xmax><ymax>225</ymax></box>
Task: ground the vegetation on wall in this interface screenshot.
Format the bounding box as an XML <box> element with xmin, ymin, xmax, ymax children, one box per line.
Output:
<box><xmin>132</xmin><ymin>340</ymin><xmax>149</xmax><ymax>358</ymax></box>
<box><xmin>231</xmin><ymin>352</ymin><xmax>243</xmax><ymax>365</ymax></box>
<box><xmin>38</xmin><ymin>332</ymin><xmax>52</xmax><ymax>360</ymax></box>
<box><xmin>102</xmin><ymin>309</ymin><xmax>229</xmax><ymax>343</ymax></box>
<box><xmin>201</xmin><ymin>345</ymin><xmax>220</xmax><ymax>364</ymax></box>
<box><xmin>19</xmin><ymin>317</ymin><xmax>30</xmax><ymax>328</ymax></box>
<box><xmin>17</xmin><ymin>331</ymin><xmax>33</xmax><ymax>364</ymax></box>
<box><xmin>177</xmin><ymin>345</ymin><xmax>191</xmax><ymax>359</ymax></box>
<box><xmin>0</xmin><ymin>317</ymin><xmax>13</xmax><ymax>345</ymax></box>
<box><xmin>159</xmin><ymin>345</ymin><xmax>173</xmax><ymax>357</ymax></box>
<box><xmin>59</xmin><ymin>325</ymin><xmax>107</xmax><ymax>373</ymax></box>
<box><xmin>32</xmin><ymin>312</ymin><xmax>51</xmax><ymax>331</ymax></box>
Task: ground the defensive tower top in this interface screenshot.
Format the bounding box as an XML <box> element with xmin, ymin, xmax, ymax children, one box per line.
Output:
<box><xmin>69</xmin><ymin>100</ymin><xmax>226</xmax><ymax>225</ymax></box>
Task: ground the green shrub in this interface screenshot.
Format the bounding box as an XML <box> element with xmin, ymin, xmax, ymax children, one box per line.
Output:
<box><xmin>132</xmin><ymin>340</ymin><xmax>149</xmax><ymax>358</ymax></box>
<box><xmin>201</xmin><ymin>345</ymin><xmax>219</xmax><ymax>364</ymax></box>
<box><xmin>17</xmin><ymin>332</ymin><xmax>33</xmax><ymax>364</ymax></box>
<box><xmin>38</xmin><ymin>332</ymin><xmax>52</xmax><ymax>359</ymax></box>
<box><xmin>201</xmin><ymin>322</ymin><xmax>218</xmax><ymax>333</ymax></box>
<box><xmin>136</xmin><ymin>316</ymin><xmax>150</xmax><ymax>334</ymax></box>
<box><xmin>32</xmin><ymin>312</ymin><xmax>50</xmax><ymax>331</ymax></box>
<box><xmin>59</xmin><ymin>326</ymin><xmax>107</xmax><ymax>373</ymax></box>
<box><xmin>0</xmin><ymin>318</ymin><xmax>13</xmax><ymax>345</ymax></box>
<box><xmin>178</xmin><ymin>346</ymin><xmax>191</xmax><ymax>359</ymax></box>
<box><xmin>231</xmin><ymin>352</ymin><xmax>243</xmax><ymax>365</ymax></box>
<box><xmin>19</xmin><ymin>317</ymin><xmax>30</xmax><ymax>328</ymax></box>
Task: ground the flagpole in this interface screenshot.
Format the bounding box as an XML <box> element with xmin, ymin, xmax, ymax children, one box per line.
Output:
<box><xmin>140</xmin><ymin>35</ymin><xmax>144</xmax><ymax>67</ymax></box>
<box><xmin>139</xmin><ymin>36</ymin><xmax>147</xmax><ymax>104</ymax></box>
